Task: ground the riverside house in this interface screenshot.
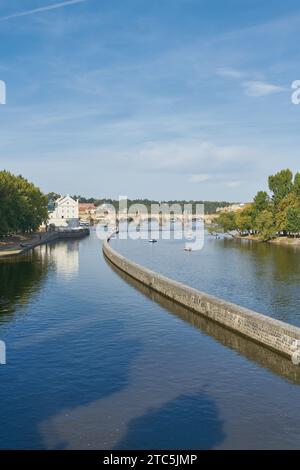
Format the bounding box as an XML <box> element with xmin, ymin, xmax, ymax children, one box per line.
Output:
<box><xmin>48</xmin><ymin>195</ymin><xmax>79</xmax><ymax>228</ymax></box>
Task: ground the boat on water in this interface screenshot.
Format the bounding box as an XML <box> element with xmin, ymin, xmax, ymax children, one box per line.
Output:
<box><xmin>149</xmin><ymin>239</ymin><xmax>158</xmax><ymax>243</ymax></box>
<box><xmin>184</xmin><ymin>245</ymin><xmax>192</xmax><ymax>251</ymax></box>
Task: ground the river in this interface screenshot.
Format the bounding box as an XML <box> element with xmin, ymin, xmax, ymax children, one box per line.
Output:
<box><xmin>0</xmin><ymin>229</ymin><xmax>300</xmax><ymax>449</ymax></box>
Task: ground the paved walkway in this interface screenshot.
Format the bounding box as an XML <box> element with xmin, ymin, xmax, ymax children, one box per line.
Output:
<box><xmin>0</xmin><ymin>233</ymin><xmax>55</xmax><ymax>258</ymax></box>
<box><xmin>0</xmin><ymin>229</ymin><xmax>89</xmax><ymax>259</ymax></box>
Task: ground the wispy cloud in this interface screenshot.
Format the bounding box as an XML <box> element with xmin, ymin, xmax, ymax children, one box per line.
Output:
<box><xmin>242</xmin><ymin>80</ymin><xmax>286</xmax><ymax>97</ymax></box>
<box><xmin>218</xmin><ymin>66</ymin><xmax>286</xmax><ymax>98</ymax></box>
<box><xmin>0</xmin><ymin>0</ymin><xmax>89</xmax><ymax>22</ymax></box>
<box><xmin>216</xmin><ymin>67</ymin><xmax>244</xmax><ymax>79</ymax></box>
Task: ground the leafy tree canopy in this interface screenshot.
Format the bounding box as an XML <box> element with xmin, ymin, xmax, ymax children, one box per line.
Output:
<box><xmin>0</xmin><ymin>171</ymin><xmax>48</xmax><ymax>237</ymax></box>
<box><xmin>213</xmin><ymin>169</ymin><xmax>300</xmax><ymax>240</ymax></box>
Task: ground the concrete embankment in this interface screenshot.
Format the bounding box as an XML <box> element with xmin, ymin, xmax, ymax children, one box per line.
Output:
<box><xmin>0</xmin><ymin>229</ymin><xmax>90</xmax><ymax>259</ymax></box>
<box><xmin>103</xmin><ymin>236</ymin><xmax>300</xmax><ymax>362</ymax></box>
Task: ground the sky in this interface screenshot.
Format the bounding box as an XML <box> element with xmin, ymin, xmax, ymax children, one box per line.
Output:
<box><xmin>0</xmin><ymin>0</ymin><xmax>300</xmax><ymax>201</ymax></box>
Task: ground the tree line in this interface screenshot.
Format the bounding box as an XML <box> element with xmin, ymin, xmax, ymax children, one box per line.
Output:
<box><xmin>0</xmin><ymin>171</ymin><xmax>48</xmax><ymax>237</ymax></box>
<box><xmin>215</xmin><ymin>169</ymin><xmax>300</xmax><ymax>241</ymax></box>
<box><xmin>53</xmin><ymin>194</ymin><xmax>231</xmax><ymax>215</ymax></box>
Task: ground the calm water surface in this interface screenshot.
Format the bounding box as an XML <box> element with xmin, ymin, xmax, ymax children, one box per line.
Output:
<box><xmin>0</xmin><ymin>230</ymin><xmax>300</xmax><ymax>449</ymax></box>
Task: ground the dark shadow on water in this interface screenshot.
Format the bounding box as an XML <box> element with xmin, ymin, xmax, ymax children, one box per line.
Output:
<box><xmin>0</xmin><ymin>317</ymin><xmax>142</xmax><ymax>449</ymax></box>
<box><xmin>0</xmin><ymin>250</ymin><xmax>50</xmax><ymax>320</ymax></box>
<box><xmin>114</xmin><ymin>392</ymin><xmax>225</xmax><ymax>450</ymax></box>
<box><xmin>105</xmin><ymin>256</ymin><xmax>300</xmax><ymax>386</ymax></box>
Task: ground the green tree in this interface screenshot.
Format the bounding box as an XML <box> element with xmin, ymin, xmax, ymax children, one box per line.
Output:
<box><xmin>275</xmin><ymin>192</ymin><xmax>299</xmax><ymax>234</ymax></box>
<box><xmin>47</xmin><ymin>192</ymin><xmax>61</xmax><ymax>204</ymax></box>
<box><xmin>215</xmin><ymin>211</ymin><xmax>237</xmax><ymax>233</ymax></box>
<box><xmin>255</xmin><ymin>209</ymin><xmax>276</xmax><ymax>241</ymax></box>
<box><xmin>287</xmin><ymin>207</ymin><xmax>300</xmax><ymax>235</ymax></box>
<box><xmin>293</xmin><ymin>172</ymin><xmax>300</xmax><ymax>200</ymax></box>
<box><xmin>268</xmin><ymin>169</ymin><xmax>293</xmax><ymax>207</ymax></box>
<box><xmin>0</xmin><ymin>170</ymin><xmax>48</xmax><ymax>236</ymax></box>
<box><xmin>235</xmin><ymin>204</ymin><xmax>254</xmax><ymax>234</ymax></box>
<box><xmin>253</xmin><ymin>191</ymin><xmax>270</xmax><ymax>214</ymax></box>
<box><xmin>0</xmin><ymin>171</ymin><xmax>14</xmax><ymax>235</ymax></box>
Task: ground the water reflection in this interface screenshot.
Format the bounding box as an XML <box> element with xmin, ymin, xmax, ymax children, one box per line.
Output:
<box><xmin>0</xmin><ymin>251</ymin><xmax>49</xmax><ymax>320</ymax></box>
<box><xmin>0</xmin><ymin>239</ymin><xmax>81</xmax><ymax>321</ymax></box>
<box><xmin>45</xmin><ymin>241</ymin><xmax>80</xmax><ymax>280</ymax></box>
<box><xmin>227</xmin><ymin>238</ymin><xmax>300</xmax><ymax>282</ymax></box>
<box><xmin>105</xmin><ymin>256</ymin><xmax>300</xmax><ymax>386</ymax></box>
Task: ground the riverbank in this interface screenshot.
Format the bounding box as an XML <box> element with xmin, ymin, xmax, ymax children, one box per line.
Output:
<box><xmin>234</xmin><ymin>234</ymin><xmax>300</xmax><ymax>247</ymax></box>
<box><xmin>0</xmin><ymin>229</ymin><xmax>90</xmax><ymax>259</ymax></box>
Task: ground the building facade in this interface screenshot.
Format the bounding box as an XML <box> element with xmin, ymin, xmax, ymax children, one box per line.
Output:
<box><xmin>79</xmin><ymin>203</ymin><xmax>96</xmax><ymax>215</ymax></box>
<box><xmin>48</xmin><ymin>195</ymin><xmax>79</xmax><ymax>228</ymax></box>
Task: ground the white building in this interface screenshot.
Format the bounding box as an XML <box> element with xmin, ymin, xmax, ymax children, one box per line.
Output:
<box><xmin>48</xmin><ymin>195</ymin><xmax>79</xmax><ymax>228</ymax></box>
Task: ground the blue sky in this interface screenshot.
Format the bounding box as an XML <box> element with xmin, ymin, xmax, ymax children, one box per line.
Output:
<box><xmin>0</xmin><ymin>0</ymin><xmax>300</xmax><ymax>201</ymax></box>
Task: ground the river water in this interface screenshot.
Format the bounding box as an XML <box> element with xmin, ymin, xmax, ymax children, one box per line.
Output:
<box><xmin>0</xmin><ymin>229</ymin><xmax>300</xmax><ymax>449</ymax></box>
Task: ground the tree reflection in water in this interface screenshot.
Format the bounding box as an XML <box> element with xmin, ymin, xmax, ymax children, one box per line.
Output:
<box><xmin>0</xmin><ymin>249</ymin><xmax>49</xmax><ymax>321</ymax></box>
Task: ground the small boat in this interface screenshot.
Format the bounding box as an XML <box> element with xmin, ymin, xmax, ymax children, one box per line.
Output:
<box><xmin>184</xmin><ymin>245</ymin><xmax>192</xmax><ymax>251</ymax></box>
<box><xmin>149</xmin><ymin>239</ymin><xmax>158</xmax><ymax>243</ymax></box>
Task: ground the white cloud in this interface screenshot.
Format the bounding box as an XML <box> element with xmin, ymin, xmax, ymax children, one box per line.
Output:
<box><xmin>0</xmin><ymin>0</ymin><xmax>89</xmax><ymax>22</ymax></box>
<box><xmin>217</xmin><ymin>67</ymin><xmax>244</xmax><ymax>79</ymax></box>
<box><xmin>242</xmin><ymin>80</ymin><xmax>286</xmax><ymax>97</ymax></box>
<box><xmin>217</xmin><ymin>68</ymin><xmax>286</xmax><ymax>99</ymax></box>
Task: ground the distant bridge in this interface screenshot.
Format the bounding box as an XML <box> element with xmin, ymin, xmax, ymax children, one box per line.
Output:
<box><xmin>83</xmin><ymin>212</ymin><xmax>215</xmax><ymax>225</ymax></box>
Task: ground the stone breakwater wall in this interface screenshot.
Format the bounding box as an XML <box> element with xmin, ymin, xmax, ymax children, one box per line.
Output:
<box><xmin>103</xmin><ymin>236</ymin><xmax>300</xmax><ymax>362</ymax></box>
